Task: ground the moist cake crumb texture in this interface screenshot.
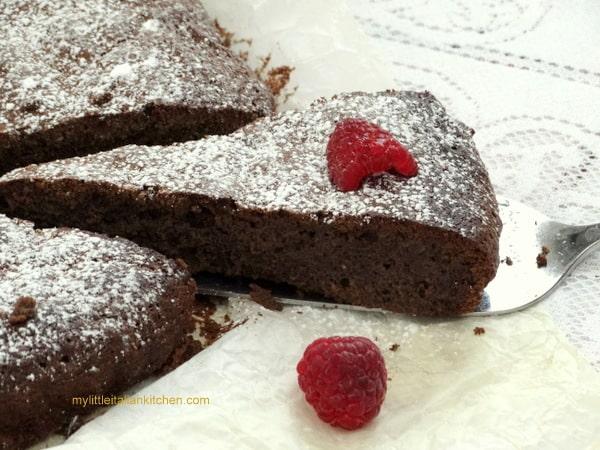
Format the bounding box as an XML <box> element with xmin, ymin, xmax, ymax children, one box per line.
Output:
<box><xmin>1</xmin><ymin>91</ymin><xmax>501</xmax><ymax>242</ymax></box>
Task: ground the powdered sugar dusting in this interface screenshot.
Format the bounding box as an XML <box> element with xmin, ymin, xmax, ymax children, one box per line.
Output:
<box><xmin>0</xmin><ymin>214</ymin><xmax>186</xmax><ymax>386</ymax></box>
<box><xmin>1</xmin><ymin>91</ymin><xmax>500</xmax><ymax>241</ymax></box>
<box><xmin>0</xmin><ymin>0</ymin><xmax>273</xmax><ymax>137</ymax></box>
<box><xmin>109</xmin><ymin>63</ymin><xmax>135</xmax><ymax>80</ymax></box>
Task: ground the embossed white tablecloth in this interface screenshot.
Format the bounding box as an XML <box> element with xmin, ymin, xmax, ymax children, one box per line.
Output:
<box><xmin>51</xmin><ymin>1</ymin><xmax>600</xmax><ymax>449</ymax></box>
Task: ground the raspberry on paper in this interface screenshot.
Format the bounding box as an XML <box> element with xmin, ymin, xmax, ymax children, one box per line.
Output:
<box><xmin>296</xmin><ymin>336</ymin><xmax>388</xmax><ymax>430</ymax></box>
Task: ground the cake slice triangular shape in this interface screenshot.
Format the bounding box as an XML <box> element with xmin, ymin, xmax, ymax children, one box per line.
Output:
<box><xmin>0</xmin><ymin>0</ymin><xmax>274</xmax><ymax>174</ymax></box>
<box><xmin>0</xmin><ymin>213</ymin><xmax>196</xmax><ymax>449</ymax></box>
<box><xmin>0</xmin><ymin>91</ymin><xmax>501</xmax><ymax>316</ymax></box>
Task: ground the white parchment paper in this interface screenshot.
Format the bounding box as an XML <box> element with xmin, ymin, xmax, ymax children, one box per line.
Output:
<box><xmin>61</xmin><ymin>301</ymin><xmax>600</xmax><ymax>449</ymax></box>
<box><xmin>52</xmin><ymin>1</ymin><xmax>600</xmax><ymax>448</ymax></box>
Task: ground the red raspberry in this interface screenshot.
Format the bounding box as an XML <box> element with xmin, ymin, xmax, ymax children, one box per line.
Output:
<box><xmin>296</xmin><ymin>336</ymin><xmax>387</xmax><ymax>430</ymax></box>
<box><xmin>327</xmin><ymin>118</ymin><xmax>418</xmax><ymax>192</ymax></box>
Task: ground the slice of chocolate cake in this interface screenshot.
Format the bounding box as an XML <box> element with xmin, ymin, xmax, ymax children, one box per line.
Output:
<box><xmin>0</xmin><ymin>214</ymin><xmax>196</xmax><ymax>449</ymax></box>
<box><xmin>0</xmin><ymin>91</ymin><xmax>501</xmax><ymax>316</ymax></box>
<box><xmin>0</xmin><ymin>0</ymin><xmax>274</xmax><ymax>175</ymax></box>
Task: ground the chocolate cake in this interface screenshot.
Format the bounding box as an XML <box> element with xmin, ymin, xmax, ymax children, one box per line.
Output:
<box><xmin>0</xmin><ymin>91</ymin><xmax>502</xmax><ymax>316</ymax></box>
<box><xmin>0</xmin><ymin>0</ymin><xmax>274</xmax><ymax>175</ymax></box>
<box><xmin>0</xmin><ymin>214</ymin><xmax>196</xmax><ymax>449</ymax></box>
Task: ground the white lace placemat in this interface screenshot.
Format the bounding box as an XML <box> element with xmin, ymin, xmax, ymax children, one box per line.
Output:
<box><xmin>349</xmin><ymin>0</ymin><xmax>600</xmax><ymax>368</ymax></box>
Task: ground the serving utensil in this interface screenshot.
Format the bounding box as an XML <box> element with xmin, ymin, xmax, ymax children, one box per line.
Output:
<box><xmin>197</xmin><ymin>196</ymin><xmax>600</xmax><ymax>316</ymax></box>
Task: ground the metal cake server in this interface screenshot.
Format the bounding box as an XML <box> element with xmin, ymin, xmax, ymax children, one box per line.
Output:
<box><xmin>197</xmin><ymin>196</ymin><xmax>600</xmax><ymax>316</ymax></box>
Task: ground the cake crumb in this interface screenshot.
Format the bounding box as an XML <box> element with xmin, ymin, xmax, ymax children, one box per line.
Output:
<box><xmin>211</xmin><ymin>23</ymin><xmax>294</xmax><ymax>100</ymax></box>
<box><xmin>536</xmin><ymin>246</ymin><xmax>550</xmax><ymax>268</ymax></box>
<box><xmin>389</xmin><ymin>343</ymin><xmax>399</xmax><ymax>352</ymax></box>
<box><xmin>536</xmin><ymin>253</ymin><xmax>547</xmax><ymax>267</ymax></box>
<box><xmin>254</xmin><ymin>55</ymin><xmax>295</xmax><ymax>99</ymax></box>
<box><xmin>191</xmin><ymin>295</ymin><xmax>243</xmax><ymax>348</ymax></box>
<box><xmin>504</xmin><ymin>256</ymin><xmax>513</xmax><ymax>266</ymax></box>
<box><xmin>473</xmin><ymin>326</ymin><xmax>485</xmax><ymax>336</ymax></box>
<box><xmin>20</xmin><ymin>101</ymin><xmax>41</xmax><ymax>113</ymax></box>
<box><xmin>249</xmin><ymin>283</ymin><xmax>283</xmax><ymax>311</ymax></box>
<box><xmin>265</xmin><ymin>66</ymin><xmax>294</xmax><ymax>97</ymax></box>
<box><xmin>89</xmin><ymin>92</ymin><xmax>113</xmax><ymax>107</ymax></box>
<box><xmin>213</xmin><ymin>20</ymin><xmax>233</xmax><ymax>48</ymax></box>
<box><xmin>160</xmin><ymin>337</ymin><xmax>204</xmax><ymax>374</ymax></box>
<box><xmin>255</xmin><ymin>55</ymin><xmax>271</xmax><ymax>78</ymax></box>
<box><xmin>8</xmin><ymin>296</ymin><xmax>37</xmax><ymax>325</ymax></box>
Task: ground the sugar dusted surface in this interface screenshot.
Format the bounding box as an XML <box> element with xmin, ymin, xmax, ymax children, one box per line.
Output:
<box><xmin>0</xmin><ymin>0</ymin><xmax>272</xmax><ymax>135</ymax></box>
<box><xmin>2</xmin><ymin>91</ymin><xmax>500</xmax><ymax>240</ymax></box>
<box><xmin>0</xmin><ymin>214</ymin><xmax>185</xmax><ymax>385</ymax></box>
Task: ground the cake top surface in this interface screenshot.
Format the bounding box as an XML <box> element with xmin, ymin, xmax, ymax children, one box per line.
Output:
<box><xmin>0</xmin><ymin>0</ymin><xmax>273</xmax><ymax>135</ymax></box>
<box><xmin>1</xmin><ymin>91</ymin><xmax>501</xmax><ymax>241</ymax></box>
<box><xmin>0</xmin><ymin>213</ymin><xmax>187</xmax><ymax>385</ymax></box>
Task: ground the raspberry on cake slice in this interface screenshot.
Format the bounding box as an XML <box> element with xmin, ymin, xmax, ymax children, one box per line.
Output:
<box><xmin>0</xmin><ymin>0</ymin><xmax>274</xmax><ymax>175</ymax></box>
<box><xmin>0</xmin><ymin>214</ymin><xmax>196</xmax><ymax>450</ymax></box>
<box><xmin>0</xmin><ymin>91</ymin><xmax>502</xmax><ymax>316</ymax></box>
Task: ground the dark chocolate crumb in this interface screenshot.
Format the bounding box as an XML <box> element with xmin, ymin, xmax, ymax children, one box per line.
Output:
<box><xmin>536</xmin><ymin>254</ymin><xmax>547</xmax><ymax>267</ymax></box>
<box><xmin>248</xmin><ymin>283</ymin><xmax>283</xmax><ymax>311</ymax></box>
<box><xmin>213</xmin><ymin>20</ymin><xmax>233</xmax><ymax>48</ymax></box>
<box><xmin>160</xmin><ymin>337</ymin><xmax>204</xmax><ymax>374</ymax></box>
<box><xmin>8</xmin><ymin>296</ymin><xmax>37</xmax><ymax>326</ymax></box>
<box><xmin>255</xmin><ymin>55</ymin><xmax>271</xmax><ymax>78</ymax></box>
<box><xmin>473</xmin><ymin>326</ymin><xmax>485</xmax><ymax>336</ymax></box>
<box><xmin>89</xmin><ymin>92</ymin><xmax>113</xmax><ymax>107</ymax></box>
<box><xmin>389</xmin><ymin>343</ymin><xmax>399</xmax><ymax>352</ymax></box>
<box><xmin>265</xmin><ymin>66</ymin><xmax>294</xmax><ymax>97</ymax></box>
<box><xmin>536</xmin><ymin>246</ymin><xmax>550</xmax><ymax>268</ymax></box>
<box><xmin>210</xmin><ymin>23</ymin><xmax>294</xmax><ymax>99</ymax></box>
<box><xmin>190</xmin><ymin>295</ymin><xmax>243</xmax><ymax>348</ymax></box>
<box><xmin>175</xmin><ymin>258</ymin><xmax>189</xmax><ymax>271</ymax></box>
<box><xmin>504</xmin><ymin>256</ymin><xmax>513</xmax><ymax>266</ymax></box>
<box><xmin>20</xmin><ymin>101</ymin><xmax>41</xmax><ymax>113</ymax></box>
